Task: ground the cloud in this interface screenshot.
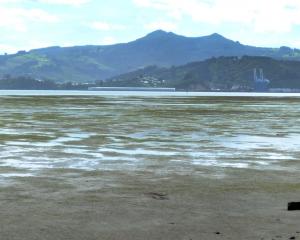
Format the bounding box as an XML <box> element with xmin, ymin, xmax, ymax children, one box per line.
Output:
<box><xmin>145</xmin><ymin>21</ymin><xmax>177</xmax><ymax>31</ymax></box>
<box><xmin>133</xmin><ymin>0</ymin><xmax>300</xmax><ymax>33</ymax></box>
<box><xmin>0</xmin><ymin>0</ymin><xmax>21</xmax><ymax>2</ymax></box>
<box><xmin>36</xmin><ymin>0</ymin><xmax>91</xmax><ymax>6</ymax></box>
<box><xmin>0</xmin><ymin>7</ymin><xmax>59</xmax><ymax>32</ymax></box>
<box><xmin>0</xmin><ymin>0</ymin><xmax>91</xmax><ymax>6</ymax></box>
<box><xmin>26</xmin><ymin>8</ymin><xmax>59</xmax><ymax>22</ymax></box>
<box><xmin>90</xmin><ymin>21</ymin><xmax>126</xmax><ymax>31</ymax></box>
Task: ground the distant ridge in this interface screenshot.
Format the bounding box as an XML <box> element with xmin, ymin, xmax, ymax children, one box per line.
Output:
<box><xmin>104</xmin><ymin>56</ymin><xmax>300</xmax><ymax>91</ymax></box>
<box><xmin>0</xmin><ymin>30</ymin><xmax>299</xmax><ymax>83</ymax></box>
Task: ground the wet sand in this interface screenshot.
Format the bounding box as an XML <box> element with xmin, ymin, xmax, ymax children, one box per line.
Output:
<box><xmin>1</xmin><ymin>94</ymin><xmax>300</xmax><ymax>239</ymax></box>
<box><xmin>1</xmin><ymin>168</ymin><xmax>300</xmax><ymax>240</ymax></box>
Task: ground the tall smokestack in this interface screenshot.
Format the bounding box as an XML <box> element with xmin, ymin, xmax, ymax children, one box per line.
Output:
<box><xmin>260</xmin><ymin>69</ymin><xmax>264</xmax><ymax>80</ymax></box>
<box><xmin>254</xmin><ymin>68</ymin><xmax>257</xmax><ymax>82</ymax></box>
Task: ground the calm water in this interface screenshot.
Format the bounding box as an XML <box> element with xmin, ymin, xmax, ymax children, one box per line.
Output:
<box><xmin>1</xmin><ymin>91</ymin><xmax>300</xmax><ymax>180</ymax></box>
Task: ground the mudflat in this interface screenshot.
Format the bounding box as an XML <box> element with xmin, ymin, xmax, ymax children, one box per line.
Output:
<box><xmin>1</xmin><ymin>168</ymin><xmax>300</xmax><ymax>240</ymax></box>
<box><xmin>1</xmin><ymin>94</ymin><xmax>300</xmax><ymax>240</ymax></box>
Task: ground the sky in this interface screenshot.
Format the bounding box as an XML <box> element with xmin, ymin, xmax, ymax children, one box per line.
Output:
<box><xmin>1</xmin><ymin>0</ymin><xmax>300</xmax><ymax>54</ymax></box>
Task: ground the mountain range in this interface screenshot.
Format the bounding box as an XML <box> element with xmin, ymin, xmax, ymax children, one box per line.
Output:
<box><xmin>0</xmin><ymin>30</ymin><xmax>300</xmax><ymax>83</ymax></box>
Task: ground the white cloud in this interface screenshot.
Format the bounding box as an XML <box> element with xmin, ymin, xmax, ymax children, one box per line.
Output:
<box><xmin>133</xmin><ymin>0</ymin><xmax>300</xmax><ymax>33</ymax></box>
<box><xmin>0</xmin><ymin>0</ymin><xmax>21</xmax><ymax>2</ymax></box>
<box><xmin>145</xmin><ymin>21</ymin><xmax>177</xmax><ymax>31</ymax></box>
<box><xmin>0</xmin><ymin>0</ymin><xmax>90</xmax><ymax>5</ymax></box>
<box><xmin>37</xmin><ymin>0</ymin><xmax>91</xmax><ymax>6</ymax></box>
<box><xmin>90</xmin><ymin>21</ymin><xmax>126</xmax><ymax>31</ymax></box>
<box><xmin>0</xmin><ymin>7</ymin><xmax>59</xmax><ymax>32</ymax></box>
<box><xmin>26</xmin><ymin>8</ymin><xmax>59</xmax><ymax>22</ymax></box>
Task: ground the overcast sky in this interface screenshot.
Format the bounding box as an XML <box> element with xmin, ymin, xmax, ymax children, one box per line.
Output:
<box><xmin>1</xmin><ymin>0</ymin><xmax>300</xmax><ymax>53</ymax></box>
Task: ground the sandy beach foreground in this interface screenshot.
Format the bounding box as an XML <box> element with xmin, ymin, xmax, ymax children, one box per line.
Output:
<box><xmin>1</xmin><ymin>167</ymin><xmax>300</xmax><ymax>240</ymax></box>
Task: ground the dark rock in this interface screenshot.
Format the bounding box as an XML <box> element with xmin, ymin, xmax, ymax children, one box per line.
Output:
<box><xmin>146</xmin><ymin>192</ymin><xmax>169</xmax><ymax>200</ymax></box>
<box><xmin>288</xmin><ymin>202</ymin><xmax>300</xmax><ymax>211</ymax></box>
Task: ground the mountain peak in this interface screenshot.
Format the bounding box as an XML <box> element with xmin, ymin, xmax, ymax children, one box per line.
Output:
<box><xmin>208</xmin><ymin>33</ymin><xmax>226</xmax><ymax>39</ymax></box>
<box><xmin>145</xmin><ymin>30</ymin><xmax>177</xmax><ymax>39</ymax></box>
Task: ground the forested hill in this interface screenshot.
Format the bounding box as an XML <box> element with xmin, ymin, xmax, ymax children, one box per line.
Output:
<box><xmin>103</xmin><ymin>56</ymin><xmax>300</xmax><ymax>91</ymax></box>
<box><xmin>0</xmin><ymin>30</ymin><xmax>300</xmax><ymax>83</ymax></box>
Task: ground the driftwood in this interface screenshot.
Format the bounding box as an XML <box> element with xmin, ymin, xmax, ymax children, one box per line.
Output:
<box><xmin>288</xmin><ymin>202</ymin><xmax>300</xmax><ymax>211</ymax></box>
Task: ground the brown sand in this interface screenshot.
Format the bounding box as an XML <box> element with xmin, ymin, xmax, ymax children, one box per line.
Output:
<box><xmin>1</xmin><ymin>167</ymin><xmax>300</xmax><ymax>240</ymax></box>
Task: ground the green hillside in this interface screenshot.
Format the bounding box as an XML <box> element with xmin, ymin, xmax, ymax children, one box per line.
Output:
<box><xmin>0</xmin><ymin>31</ymin><xmax>300</xmax><ymax>83</ymax></box>
<box><xmin>104</xmin><ymin>56</ymin><xmax>300</xmax><ymax>91</ymax></box>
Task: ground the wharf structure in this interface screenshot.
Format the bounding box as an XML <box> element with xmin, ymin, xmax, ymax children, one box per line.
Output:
<box><xmin>88</xmin><ymin>87</ymin><xmax>176</xmax><ymax>92</ymax></box>
<box><xmin>253</xmin><ymin>68</ymin><xmax>270</xmax><ymax>92</ymax></box>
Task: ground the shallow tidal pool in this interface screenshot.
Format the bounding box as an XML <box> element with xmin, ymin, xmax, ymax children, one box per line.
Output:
<box><xmin>1</xmin><ymin>94</ymin><xmax>300</xmax><ymax>180</ymax></box>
